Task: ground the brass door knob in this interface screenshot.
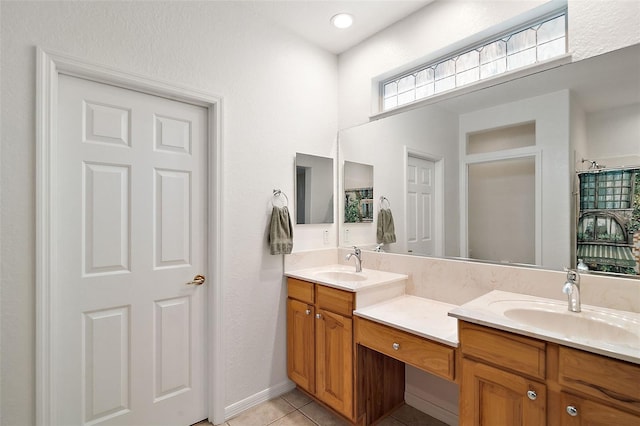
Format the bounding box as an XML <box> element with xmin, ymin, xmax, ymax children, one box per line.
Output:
<box><xmin>186</xmin><ymin>274</ymin><xmax>206</xmax><ymax>285</ymax></box>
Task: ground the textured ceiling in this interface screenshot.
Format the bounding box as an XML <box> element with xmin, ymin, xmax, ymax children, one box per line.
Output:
<box><xmin>238</xmin><ymin>1</ymin><xmax>433</xmax><ymax>54</ymax></box>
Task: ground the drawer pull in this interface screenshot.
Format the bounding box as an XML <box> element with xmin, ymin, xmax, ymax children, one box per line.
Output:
<box><xmin>305</xmin><ymin>309</ymin><xmax>311</xmax><ymax>315</ymax></box>
<box><xmin>315</xmin><ymin>313</ymin><xmax>322</xmax><ymax>319</ymax></box>
<box><xmin>527</xmin><ymin>390</ymin><xmax>537</xmax><ymax>401</ymax></box>
<box><xmin>392</xmin><ymin>342</ymin><xmax>400</xmax><ymax>351</ymax></box>
<box><xmin>566</xmin><ymin>405</ymin><xmax>578</xmax><ymax>417</ymax></box>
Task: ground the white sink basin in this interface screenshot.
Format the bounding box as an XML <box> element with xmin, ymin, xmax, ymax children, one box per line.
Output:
<box><xmin>503</xmin><ymin>307</ymin><xmax>639</xmax><ymax>346</ymax></box>
<box><xmin>448</xmin><ymin>291</ymin><xmax>640</xmax><ymax>364</ymax></box>
<box><xmin>314</xmin><ymin>271</ymin><xmax>367</xmax><ymax>282</ymax></box>
<box><xmin>285</xmin><ymin>264</ymin><xmax>408</xmax><ymax>292</ymax></box>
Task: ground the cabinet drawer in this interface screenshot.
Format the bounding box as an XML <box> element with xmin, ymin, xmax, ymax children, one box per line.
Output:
<box><xmin>460</xmin><ymin>322</ymin><xmax>546</xmax><ymax>380</ymax></box>
<box><xmin>288</xmin><ymin>278</ymin><xmax>314</xmax><ymax>304</ymax></box>
<box><xmin>317</xmin><ymin>285</ymin><xmax>354</xmax><ymax>317</ymax></box>
<box><xmin>355</xmin><ymin>317</ymin><xmax>455</xmax><ymax>381</ymax></box>
<box><xmin>559</xmin><ymin>392</ymin><xmax>640</xmax><ymax>425</ymax></box>
<box><xmin>558</xmin><ymin>346</ymin><xmax>640</xmax><ymax>414</ymax></box>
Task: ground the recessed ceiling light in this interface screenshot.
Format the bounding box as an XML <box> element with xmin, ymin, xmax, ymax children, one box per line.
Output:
<box><xmin>331</xmin><ymin>13</ymin><xmax>354</xmax><ymax>29</ymax></box>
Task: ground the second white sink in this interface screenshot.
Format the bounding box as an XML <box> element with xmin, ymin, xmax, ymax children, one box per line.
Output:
<box><xmin>448</xmin><ymin>290</ymin><xmax>640</xmax><ymax>364</ymax></box>
<box><xmin>503</xmin><ymin>306</ymin><xmax>639</xmax><ymax>346</ymax></box>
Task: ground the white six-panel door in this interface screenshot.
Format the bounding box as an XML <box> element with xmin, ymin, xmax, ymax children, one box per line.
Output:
<box><xmin>54</xmin><ymin>74</ymin><xmax>208</xmax><ymax>425</ymax></box>
<box><xmin>406</xmin><ymin>155</ymin><xmax>436</xmax><ymax>256</ymax></box>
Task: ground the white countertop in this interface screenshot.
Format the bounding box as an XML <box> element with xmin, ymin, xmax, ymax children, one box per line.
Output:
<box><xmin>354</xmin><ymin>295</ymin><xmax>459</xmax><ymax>347</ymax></box>
<box><xmin>449</xmin><ymin>290</ymin><xmax>640</xmax><ymax>365</ymax></box>
<box><xmin>285</xmin><ymin>264</ymin><xmax>408</xmax><ymax>292</ymax></box>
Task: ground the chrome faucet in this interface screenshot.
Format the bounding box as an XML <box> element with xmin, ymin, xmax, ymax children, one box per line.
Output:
<box><xmin>346</xmin><ymin>246</ymin><xmax>363</xmax><ymax>272</ymax></box>
<box><xmin>562</xmin><ymin>269</ymin><xmax>581</xmax><ymax>313</ymax></box>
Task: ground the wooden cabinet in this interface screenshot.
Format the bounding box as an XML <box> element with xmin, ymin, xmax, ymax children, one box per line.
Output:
<box><xmin>461</xmin><ymin>359</ymin><xmax>546</xmax><ymax>425</ymax></box>
<box><xmin>286</xmin><ymin>297</ymin><xmax>314</xmax><ymax>394</ymax></box>
<box><xmin>459</xmin><ymin>322</ymin><xmax>546</xmax><ymax>425</ymax></box>
<box><xmin>286</xmin><ymin>278</ymin><xmax>355</xmax><ymax>421</ymax></box>
<box><xmin>316</xmin><ymin>308</ymin><xmax>353</xmax><ymax>417</ymax></box>
<box><xmin>459</xmin><ymin>321</ymin><xmax>640</xmax><ymax>426</ymax></box>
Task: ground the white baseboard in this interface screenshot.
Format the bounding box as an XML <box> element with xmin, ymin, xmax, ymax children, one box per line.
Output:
<box><xmin>405</xmin><ymin>391</ymin><xmax>459</xmax><ymax>426</ymax></box>
<box><xmin>224</xmin><ymin>380</ymin><xmax>296</xmax><ymax>421</ymax></box>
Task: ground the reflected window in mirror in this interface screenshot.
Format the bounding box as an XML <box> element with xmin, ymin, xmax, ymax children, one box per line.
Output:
<box><xmin>295</xmin><ymin>153</ymin><xmax>334</xmax><ymax>225</ymax></box>
<box><xmin>344</xmin><ymin>161</ymin><xmax>374</xmax><ymax>223</ymax></box>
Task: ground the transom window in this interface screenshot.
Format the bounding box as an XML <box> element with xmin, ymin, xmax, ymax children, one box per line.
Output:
<box><xmin>381</xmin><ymin>12</ymin><xmax>567</xmax><ymax>111</ymax></box>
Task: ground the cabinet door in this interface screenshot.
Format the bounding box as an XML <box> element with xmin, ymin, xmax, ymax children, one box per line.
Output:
<box><xmin>287</xmin><ymin>298</ymin><xmax>315</xmax><ymax>394</ymax></box>
<box><xmin>559</xmin><ymin>392</ymin><xmax>640</xmax><ymax>426</ymax></box>
<box><xmin>316</xmin><ymin>309</ymin><xmax>353</xmax><ymax>420</ymax></box>
<box><xmin>461</xmin><ymin>359</ymin><xmax>546</xmax><ymax>426</ymax></box>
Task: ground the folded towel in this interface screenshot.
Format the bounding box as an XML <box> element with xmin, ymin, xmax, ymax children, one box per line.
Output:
<box><xmin>269</xmin><ymin>206</ymin><xmax>293</xmax><ymax>255</ymax></box>
<box><xmin>376</xmin><ymin>208</ymin><xmax>396</xmax><ymax>244</ymax></box>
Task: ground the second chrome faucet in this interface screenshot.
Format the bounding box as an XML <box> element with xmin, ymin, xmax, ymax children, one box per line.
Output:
<box><xmin>346</xmin><ymin>246</ymin><xmax>363</xmax><ymax>272</ymax></box>
<box><xmin>562</xmin><ymin>269</ymin><xmax>581</xmax><ymax>312</ymax></box>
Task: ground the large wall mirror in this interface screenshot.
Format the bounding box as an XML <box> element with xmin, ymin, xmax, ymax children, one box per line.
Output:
<box><xmin>295</xmin><ymin>153</ymin><xmax>334</xmax><ymax>224</ymax></box>
<box><xmin>338</xmin><ymin>44</ymin><xmax>640</xmax><ymax>276</ymax></box>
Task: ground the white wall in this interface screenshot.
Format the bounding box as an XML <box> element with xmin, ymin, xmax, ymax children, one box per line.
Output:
<box><xmin>0</xmin><ymin>2</ymin><xmax>337</xmax><ymax>424</ymax></box>
<box><xmin>584</xmin><ymin>103</ymin><xmax>640</xmax><ymax>167</ymax></box>
<box><xmin>568</xmin><ymin>0</ymin><xmax>640</xmax><ymax>61</ymax></box>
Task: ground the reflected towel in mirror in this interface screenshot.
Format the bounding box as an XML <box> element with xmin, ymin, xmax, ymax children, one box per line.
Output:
<box><xmin>377</xmin><ymin>208</ymin><xmax>396</xmax><ymax>244</ymax></box>
<box><xmin>269</xmin><ymin>206</ymin><xmax>293</xmax><ymax>255</ymax></box>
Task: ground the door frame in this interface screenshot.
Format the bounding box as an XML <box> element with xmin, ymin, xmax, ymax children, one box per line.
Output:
<box><xmin>35</xmin><ymin>48</ymin><xmax>225</xmax><ymax>425</ymax></box>
<box><xmin>404</xmin><ymin>147</ymin><xmax>444</xmax><ymax>257</ymax></box>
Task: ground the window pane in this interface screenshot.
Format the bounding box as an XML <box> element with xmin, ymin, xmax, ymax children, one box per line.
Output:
<box><xmin>457</xmin><ymin>67</ymin><xmax>479</xmax><ymax>87</ymax></box>
<box><xmin>480</xmin><ymin>58</ymin><xmax>507</xmax><ymax>78</ymax></box>
<box><xmin>507</xmin><ymin>47</ymin><xmax>536</xmax><ymax>70</ymax></box>
<box><xmin>434</xmin><ymin>75</ymin><xmax>455</xmax><ymax>93</ymax></box>
<box><xmin>457</xmin><ymin>50</ymin><xmax>479</xmax><ymax>72</ymax></box>
<box><xmin>507</xmin><ymin>29</ymin><xmax>536</xmax><ymax>55</ymax></box>
<box><xmin>480</xmin><ymin>40</ymin><xmax>506</xmax><ymax>64</ymax></box>
<box><xmin>537</xmin><ymin>15</ymin><xmax>565</xmax><ymax>44</ymax></box>
<box><xmin>398</xmin><ymin>90</ymin><xmax>416</xmax><ymax>106</ymax></box>
<box><xmin>435</xmin><ymin>59</ymin><xmax>455</xmax><ymax>80</ymax></box>
<box><xmin>383</xmin><ymin>96</ymin><xmax>397</xmax><ymax>110</ymax></box>
<box><xmin>398</xmin><ymin>75</ymin><xmax>416</xmax><ymax>93</ymax></box>
<box><xmin>416</xmin><ymin>68</ymin><xmax>434</xmax><ymax>86</ymax></box>
<box><xmin>538</xmin><ymin>37</ymin><xmax>566</xmax><ymax>61</ymax></box>
<box><xmin>416</xmin><ymin>83</ymin><xmax>434</xmax><ymax>99</ymax></box>
<box><xmin>384</xmin><ymin>82</ymin><xmax>397</xmax><ymax>98</ymax></box>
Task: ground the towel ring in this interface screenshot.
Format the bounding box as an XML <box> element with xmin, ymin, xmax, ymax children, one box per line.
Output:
<box><xmin>272</xmin><ymin>189</ymin><xmax>289</xmax><ymax>207</ymax></box>
<box><xmin>380</xmin><ymin>196</ymin><xmax>391</xmax><ymax>209</ymax></box>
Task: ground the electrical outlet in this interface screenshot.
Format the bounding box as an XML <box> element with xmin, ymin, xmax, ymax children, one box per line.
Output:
<box><xmin>323</xmin><ymin>230</ymin><xmax>329</xmax><ymax>244</ymax></box>
<box><xmin>344</xmin><ymin>229</ymin><xmax>350</xmax><ymax>243</ymax></box>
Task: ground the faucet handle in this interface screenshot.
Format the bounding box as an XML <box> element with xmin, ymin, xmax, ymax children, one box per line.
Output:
<box><xmin>352</xmin><ymin>246</ymin><xmax>361</xmax><ymax>255</ymax></box>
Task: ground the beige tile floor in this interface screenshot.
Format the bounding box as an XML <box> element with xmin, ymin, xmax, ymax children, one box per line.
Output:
<box><xmin>193</xmin><ymin>388</ymin><xmax>448</xmax><ymax>426</ymax></box>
